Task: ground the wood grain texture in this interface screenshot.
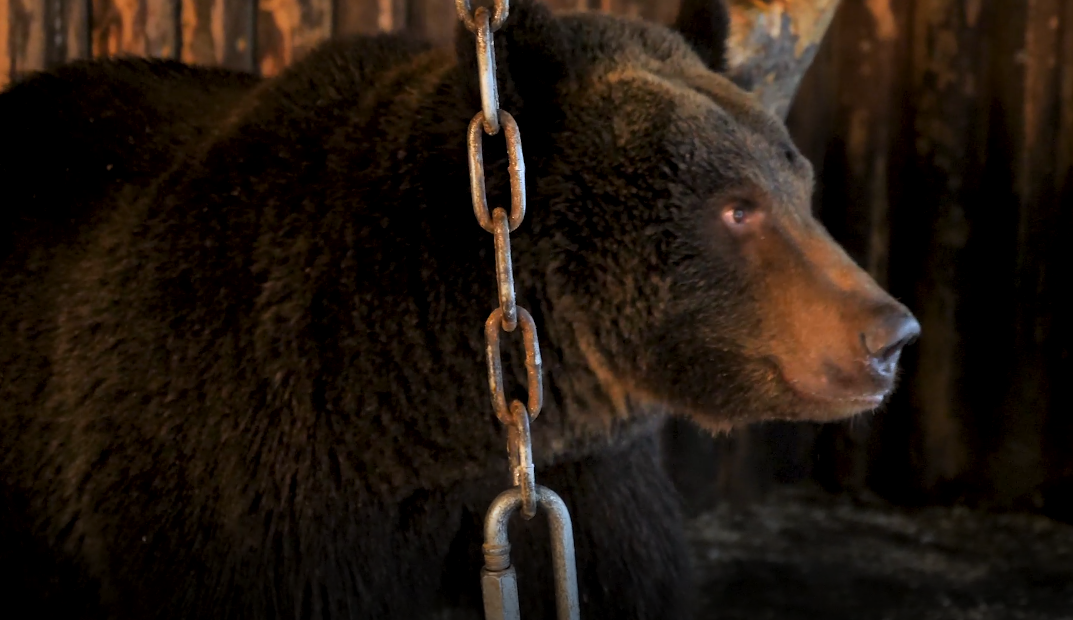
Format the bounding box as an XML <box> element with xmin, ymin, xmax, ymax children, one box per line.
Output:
<box><xmin>1</xmin><ymin>0</ymin><xmax>10</xmax><ymax>86</ymax></box>
<box><xmin>258</xmin><ymin>0</ymin><xmax>332</xmax><ymax>76</ymax></box>
<box><xmin>334</xmin><ymin>0</ymin><xmax>405</xmax><ymax>37</ymax></box>
<box><xmin>92</xmin><ymin>0</ymin><xmax>177</xmax><ymax>58</ymax></box>
<box><xmin>222</xmin><ymin>0</ymin><xmax>256</xmax><ymax>69</ymax></box>
<box><xmin>66</xmin><ymin>0</ymin><xmax>93</xmax><ymax>62</ymax></box>
<box><xmin>181</xmin><ymin>0</ymin><xmax>216</xmax><ymax>65</ymax></box>
<box><xmin>181</xmin><ymin>0</ymin><xmax>255</xmax><ymax>70</ymax></box>
<box><xmin>2</xmin><ymin>0</ymin><xmax>47</xmax><ymax>86</ymax></box>
<box><xmin>335</xmin><ymin>0</ymin><xmax>385</xmax><ymax>37</ymax></box>
<box><xmin>404</xmin><ymin>0</ymin><xmax>455</xmax><ymax>47</ymax></box>
<box><xmin>39</xmin><ymin>0</ymin><xmax>92</xmax><ymax>67</ymax></box>
<box><xmin>989</xmin><ymin>0</ymin><xmax>1073</xmax><ymax>518</ymax></box>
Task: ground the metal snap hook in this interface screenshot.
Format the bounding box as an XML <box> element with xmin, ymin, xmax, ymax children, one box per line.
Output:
<box><xmin>481</xmin><ymin>486</ymin><xmax>580</xmax><ymax>620</ymax></box>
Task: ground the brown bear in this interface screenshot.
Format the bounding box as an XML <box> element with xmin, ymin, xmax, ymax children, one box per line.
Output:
<box><xmin>0</xmin><ymin>1</ymin><xmax>919</xmax><ymax>618</ymax></box>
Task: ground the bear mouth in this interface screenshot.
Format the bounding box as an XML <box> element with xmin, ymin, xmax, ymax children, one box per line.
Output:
<box><xmin>790</xmin><ymin>387</ymin><xmax>889</xmax><ymax>417</ymax></box>
<box><xmin>763</xmin><ymin>352</ymin><xmax>897</xmax><ymax>418</ymax></box>
<box><xmin>772</xmin><ymin>365</ymin><xmax>891</xmax><ymax>417</ymax></box>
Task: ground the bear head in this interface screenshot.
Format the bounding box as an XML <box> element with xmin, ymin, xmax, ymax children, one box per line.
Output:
<box><xmin>455</xmin><ymin>0</ymin><xmax>920</xmax><ymax>433</ymax></box>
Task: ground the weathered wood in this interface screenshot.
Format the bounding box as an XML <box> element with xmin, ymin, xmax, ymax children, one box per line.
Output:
<box><xmin>2</xmin><ymin>0</ymin><xmax>47</xmax><ymax>86</ymax></box>
<box><xmin>180</xmin><ymin>0</ymin><xmax>215</xmax><ymax>64</ymax></box>
<box><xmin>41</xmin><ymin>0</ymin><xmax>90</xmax><ymax>66</ymax></box>
<box><xmin>258</xmin><ymin>0</ymin><xmax>332</xmax><ymax>76</ymax></box>
<box><xmin>725</xmin><ymin>0</ymin><xmax>842</xmax><ymax>119</ymax></box>
<box><xmin>219</xmin><ymin>0</ymin><xmax>256</xmax><ymax>69</ymax></box>
<box><xmin>1</xmin><ymin>0</ymin><xmax>11</xmax><ymax>87</ymax></box>
<box><xmin>67</xmin><ymin>0</ymin><xmax>93</xmax><ymax>61</ymax></box>
<box><xmin>404</xmin><ymin>0</ymin><xmax>454</xmax><ymax>47</ymax></box>
<box><xmin>180</xmin><ymin>0</ymin><xmax>255</xmax><ymax>70</ymax></box>
<box><xmin>335</xmin><ymin>0</ymin><xmax>390</xmax><ymax>37</ymax></box>
<box><xmin>986</xmin><ymin>0</ymin><xmax>1073</xmax><ymax>518</ymax></box>
<box><xmin>92</xmin><ymin>0</ymin><xmax>177</xmax><ymax>58</ymax></box>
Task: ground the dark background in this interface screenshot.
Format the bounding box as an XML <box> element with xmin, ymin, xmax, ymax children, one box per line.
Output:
<box><xmin>4</xmin><ymin>0</ymin><xmax>1070</xmax><ymax>523</ymax></box>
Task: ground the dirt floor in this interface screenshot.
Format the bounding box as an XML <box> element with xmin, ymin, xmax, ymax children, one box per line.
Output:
<box><xmin>687</xmin><ymin>487</ymin><xmax>1073</xmax><ymax>619</ymax></box>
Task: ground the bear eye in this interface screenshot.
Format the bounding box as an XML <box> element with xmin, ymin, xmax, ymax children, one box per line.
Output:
<box><xmin>721</xmin><ymin>200</ymin><xmax>759</xmax><ymax>229</ymax></box>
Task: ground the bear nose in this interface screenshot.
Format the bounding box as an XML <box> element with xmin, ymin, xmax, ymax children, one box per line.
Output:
<box><xmin>862</xmin><ymin>308</ymin><xmax>921</xmax><ymax>378</ymax></box>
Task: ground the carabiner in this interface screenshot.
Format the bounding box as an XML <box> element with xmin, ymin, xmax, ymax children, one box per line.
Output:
<box><xmin>480</xmin><ymin>486</ymin><xmax>580</xmax><ymax>620</ymax></box>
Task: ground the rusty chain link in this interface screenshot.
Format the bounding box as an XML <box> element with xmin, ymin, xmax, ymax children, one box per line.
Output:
<box><xmin>456</xmin><ymin>2</ymin><xmax>580</xmax><ymax>619</ymax></box>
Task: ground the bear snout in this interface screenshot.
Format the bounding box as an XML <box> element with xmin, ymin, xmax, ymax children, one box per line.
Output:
<box><xmin>861</xmin><ymin>304</ymin><xmax>921</xmax><ymax>381</ymax></box>
<box><xmin>752</xmin><ymin>219</ymin><xmax>922</xmax><ymax>417</ymax></box>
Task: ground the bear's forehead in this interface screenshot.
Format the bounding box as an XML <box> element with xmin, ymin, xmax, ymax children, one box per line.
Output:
<box><xmin>556</xmin><ymin>12</ymin><xmax>813</xmax><ymax>206</ymax></box>
<box><xmin>588</xmin><ymin>67</ymin><xmax>810</xmax><ymax>200</ymax></box>
<box><xmin>560</xmin><ymin>14</ymin><xmax>797</xmax><ymax>150</ymax></box>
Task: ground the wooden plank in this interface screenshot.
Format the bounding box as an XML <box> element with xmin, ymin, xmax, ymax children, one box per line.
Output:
<box><xmin>409</xmin><ymin>0</ymin><xmax>673</xmax><ymax>47</ymax></box>
<box><xmin>405</xmin><ymin>0</ymin><xmax>456</xmax><ymax>47</ymax></box>
<box><xmin>181</xmin><ymin>0</ymin><xmax>254</xmax><ymax>70</ymax></box>
<box><xmin>66</xmin><ymin>0</ymin><xmax>93</xmax><ymax>62</ymax></box>
<box><xmin>1060</xmin><ymin>0</ymin><xmax>1073</xmax><ymax>178</ymax></box>
<box><xmin>1</xmin><ymin>0</ymin><xmax>9</xmax><ymax>87</ymax></box>
<box><xmin>144</xmin><ymin>0</ymin><xmax>179</xmax><ymax>58</ymax></box>
<box><xmin>336</xmin><ymin>0</ymin><xmax>407</xmax><ymax>37</ymax></box>
<box><xmin>93</xmin><ymin>0</ymin><xmax>177</xmax><ymax>58</ymax></box>
<box><xmin>3</xmin><ymin>0</ymin><xmax>48</xmax><ymax>86</ymax></box>
<box><xmin>334</xmin><ymin>0</ymin><xmax>381</xmax><ymax>37</ymax></box>
<box><xmin>258</xmin><ymin>0</ymin><xmax>332</xmax><ymax>76</ymax></box>
<box><xmin>42</xmin><ymin>0</ymin><xmax>87</xmax><ymax>66</ymax></box>
<box><xmin>223</xmin><ymin>0</ymin><xmax>256</xmax><ymax>69</ymax></box>
<box><xmin>988</xmin><ymin>0</ymin><xmax>1069</xmax><ymax>511</ymax></box>
<box><xmin>181</xmin><ymin>0</ymin><xmax>216</xmax><ymax>65</ymax></box>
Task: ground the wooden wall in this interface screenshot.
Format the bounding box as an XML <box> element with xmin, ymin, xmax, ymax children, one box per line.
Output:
<box><xmin>2</xmin><ymin>0</ymin><xmax>1071</xmax><ymax>521</ymax></box>
<box><xmin>0</xmin><ymin>0</ymin><xmax>679</xmax><ymax>85</ymax></box>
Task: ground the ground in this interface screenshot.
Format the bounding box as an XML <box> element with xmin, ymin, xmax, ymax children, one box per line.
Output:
<box><xmin>688</xmin><ymin>487</ymin><xmax>1073</xmax><ymax>619</ymax></box>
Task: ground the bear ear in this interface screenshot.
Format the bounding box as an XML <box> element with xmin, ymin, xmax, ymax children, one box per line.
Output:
<box><xmin>672</xmin><ymin>0</ymin><xmax>731</xmax><ymax>73</ymax></box>
<box><xmin>454</xmin><ymin>0</ymin><xmax>573</xmax><ymax>120</ymax></box>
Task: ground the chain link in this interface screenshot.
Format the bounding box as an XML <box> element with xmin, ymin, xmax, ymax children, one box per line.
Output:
<box><xmin>456</xmin><ymin>3</ymin><xmax>580</xmax><ymax>619</ymax></box>
<box><xmin>467</xmin><ymin>112</ymin><xmax>526</xmax><ymax>233</ymax></box>
<box><xmin>457</xmin><ymin>0</ymin><xmax>542</xmax><ymax>520</ymax></box>
<box><xmin>455</xmin><ymin>0</ymin><xmax>510</xmax><ymax>33</ymax></box>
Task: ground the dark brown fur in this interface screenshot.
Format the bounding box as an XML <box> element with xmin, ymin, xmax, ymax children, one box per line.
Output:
<box><xmin>0</xmin><ymin>2</ymin><xmax>913</xmax><ymax>618</ymax></box>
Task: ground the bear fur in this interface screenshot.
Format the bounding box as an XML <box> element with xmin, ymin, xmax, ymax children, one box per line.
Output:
<box><xmin>0</xmin><ymin>1</ymin><xmax>915</xmax><ymax>618</ymax></box>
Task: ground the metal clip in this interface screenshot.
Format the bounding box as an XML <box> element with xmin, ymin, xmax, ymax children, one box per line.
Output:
<box><xmin>481</xmin><ymin>486</ymin><xmax>581</xmax><ymax>620</ymax></box>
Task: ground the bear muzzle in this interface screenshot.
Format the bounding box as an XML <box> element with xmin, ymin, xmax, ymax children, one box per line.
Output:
<box><xmin>755</xmin><ymin>218</ymin><xmax>922</xmax><ymax>417</ymax></box>
<box><xmin>778</xmin><ymin>298</ymin><xmax>920</xmax><ymax>416</ymax></box>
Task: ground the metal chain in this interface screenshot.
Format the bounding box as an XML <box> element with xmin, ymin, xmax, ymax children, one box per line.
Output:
<box><xmin>458</xmin><ymin>0</ymin><xmax>541</xmax><ymax>523</ymax></box>
<box><xmin>455</xmin><ymin>2</ymin><xmax>580</xmax><ymax>619</ymax></box>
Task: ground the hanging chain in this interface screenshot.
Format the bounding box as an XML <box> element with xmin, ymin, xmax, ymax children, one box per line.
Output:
<box><xmin>458</xmin><ymin>0</ymin><xmax>541</xmax><ymax>521</ymax></box>
<box><xmin>456</xmin><ymin>2</ymin><xmax>580</xmax><ymax>619</ymax></box>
